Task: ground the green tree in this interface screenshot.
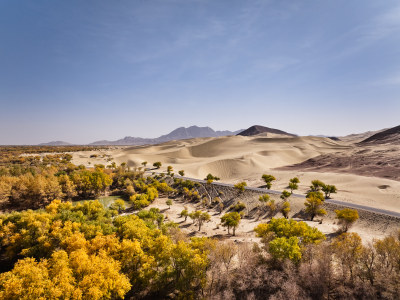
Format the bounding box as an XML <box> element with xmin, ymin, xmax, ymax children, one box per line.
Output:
<box><xmin>58</xmin><ymin>174</ymin><xmax>77</xmax><ymax>199</ymax></box>
<box><xmin>213</xmin><ymin>196</ymin><xmax>221</xmax><ymax>205</ymax></box>
<box><xmin>221</xmin><ymin>212</ymin><xmax>241</xmax><ymax>236</ymax></box>
<box><xmin>322</xmin><ymin>184</ymin><xmax>337</xmax><ymax>198</ymax></box>
<box><xmin>180</xmin><ymin>209</ymin><xmax>189</xmax><ymax>221</ymax></box>
<box><xmin>153</xmin><ymin>162</ymin><xmax>162</xmax><ymax>169</ymax></box>
<box><xmin>167</xmin><ymin>166</ymin><xmax>173</xmax><ymax>175</ymax></box>
<box><xmin>168</xmin><ymin>241</ymin><xmax>209</xmax><ymax>297</ymax></box>
<box><xmin>234</xmin><ymin>182</ymin><xmax>247</xmax><ymax>193</ymax></box>
<box><xmin>331</xmin><ymin>232</ymin><xmax>363</xmax><ymax>282</ymax></box>
<box><xmin>255</xmin><ymin>218</ymin><xmax>326</xmax><ymax>244</ymax></box>
<box><xmin>281</xmin><ymin>201</ymin><xmax>291</xmax><ymax>219</ymax></box>
<box><xmin>267</xmin><ymin>199</ymin><xmax>277</xmax><ymax>215</ymax></box>
<box><xmin>110</xmin><ymin>199</ymin><xmax>126</xmax><ymax>214</ymax></box>
<box><xmin>309</xmin><ymin>180</ymin><xmax>325</xmax><ymax>192</ymax></box>
<box><xmin>269</xmin><ymin>236</ymin><xmax>302</xmax><ymax>263</ymax></box>
<box><xmin>0</xmin><ymin>249</ymin><xmax>132</xmax><ymax>300</ymax></box>
<box><xmin>335</xmin><ymin>208</ymin><xmax>359</xmax><ymax>232</ymax></box>
<box><xmin>204</xmin><ymin>173</ymin><xmax>220</xmax><ymax>184</ymax></box>
<box><xmin>262</xmin><ymin>174</ymin><xmax>276</xmax><ymax>189</ymax></box>
<box><xmin>304</xmin><ymin>192</ymin><xmax>326</xmax><ymax>221</ymax></box>
<box><xmin>141</xmin><ymin>161</ymin><xmax>147</xmax><ymax>168</ymax></box>
<box><xmin>130</xmin><ymin>194</ymin><xmax>150</xmax><ymax>210</ymax></box>
<box><xmin>197</xmin><ymin>212</ymin><xmax>211</xmax><ymax>231</ymax></box>
<box><xmin>189</xmin><ymin>211</ymin><xmax>200</xmax><ymax>224</ymax></box>
<box><xmin>280</xmin><ymin>190</ymin><xmax>291</xmax><ymax>201</ymax></box>
<box><xmin>71</xmin><ymin>169</ymin><xmax>112</xmax><ymax>198</ymax></box>
<box><xmin>166</xmin><ymin>199</ymin><xmax>173</xmax><ymax>209</ymax></box>
<box><xmin>255</xmin><ymin>218</ymin><xmax>325</xmax><ymax>262</ymax></box>
<box><xmin>288</xmin><ymin>177</ymin><xmax>299</xmax><ymax>193</ymax></box>
<box><xmin>231</xmin><ymin>201</ymin><xmax>246</xmax><ymax>212</ymax></box>
<box><xmin>259</xmin><ymin>194</ymin><xmax>270</xmax><ymax>210</ymax></box>
<box><xmin>178</xmin><ymin>170</ymin><xmax>185</xmax><ymax>177</ymax></box>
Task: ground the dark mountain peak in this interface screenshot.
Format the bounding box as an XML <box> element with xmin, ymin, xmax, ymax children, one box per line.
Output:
<box><xmin>237</xmin><ymin>125</ymin><xmax>296</xmax><ymax>137</ymax></box>
<box><xmin>360</xmin><ymin>125</ymin><xmax>400</xmax><ymax>145</ymax></box>
<box><xmin>159</xmin><ymin>126</ymin><xmax>220</xmax><ymax>141</ymax></box>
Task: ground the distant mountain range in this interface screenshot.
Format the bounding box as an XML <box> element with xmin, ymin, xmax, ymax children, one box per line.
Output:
<box><xmin>89</xmin><ymin>126</ymin><xmax>244</xmax><ymax>146</ymax></box>
<box><xmin>237</xmin><ymin>125</ymin><xmax>296</xmax><ymax>137</ymax></box>
<box><xmin>38</xmin><ymin>141</ymin><xmax>73</xmax><ymax>146</ymax></box>
<box><xmin>38</xmin><ymin>124</ymin><xmax>400</xmax><ymax>146</ymax></box>
<box><xmin>38</xmin><ymin>126</ymin><xmax>244</xmax><ymax>146</ymax></box>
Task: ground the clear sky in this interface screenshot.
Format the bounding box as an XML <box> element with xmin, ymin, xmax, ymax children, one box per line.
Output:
<box><xmin>1</xmin><ymin>0</ymin><xmax>399</xmax><ymax>144</ymax></box>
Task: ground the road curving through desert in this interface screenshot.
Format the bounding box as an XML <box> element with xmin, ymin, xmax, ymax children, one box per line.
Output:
<box><xmin>159</xmin><ymin>173</ymin><xmax>400</xmax><ymax>219</ymax></box>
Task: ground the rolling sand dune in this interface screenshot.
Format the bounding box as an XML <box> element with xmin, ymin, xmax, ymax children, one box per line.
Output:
<box><xmin>280</xmin><ymin>145</ymin><xmax>400</xmax><ymax>181</ymax></box>
<box><xmin>71</xmin><ymin>134</ymin><xmax>400</xmax><ymax>214</ymax></box>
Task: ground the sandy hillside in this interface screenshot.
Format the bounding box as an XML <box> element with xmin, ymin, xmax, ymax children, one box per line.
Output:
<box><xmin>71</xmin><ymin>134</ymin><xmax>400</xmax><ymax>213</ymax></box>
<box><xmin>145</xmin><ymin>195</ymin><xmax>399</xmax><ymax>245</ymax></box>
<box><xmin>73</xmin><ymin>135</ymin><xmax>349</xmax><ymax>176</ymax></box>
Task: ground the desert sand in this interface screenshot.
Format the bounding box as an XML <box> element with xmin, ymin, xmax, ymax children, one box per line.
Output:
<box><xmin>143</xmin><ymin>194</ymin><xmax>398</xmax><ymax>244</ymax></box>
<box><xmin>71</xmin><ymin>134</ymin><xmax>400</xmax><ymax>215</ymax></box>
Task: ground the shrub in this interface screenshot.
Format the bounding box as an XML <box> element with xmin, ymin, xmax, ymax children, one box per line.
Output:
<box><xmin>153</xmin><ymin>162</ymin><xmax>162</xmax><ymax>169</ymax></box>
<box><xmin>231</xmin><ymin>201</ymin><xmax>246</xmax><ymax>212</ymax></box>
<box><xmin>322</xmin><ymin>184</ymin><xmax>337</xmax><ymax>198</ymax></box>
<box><xmin>221</xmin><ymin>212</ymin><xmax>241</xmax><ymax>236</ymax></box>
<box><xmin>281</xmin><ymin>201</ymin><xmax>290</xmax><ymax>219</ymax></box>
<box><xmin>234</xmin><ymin>182</ymin><xmax>247</xmax><ymax>193</ymax></box>
<box><xmin>335</xmin><ymin>208</ymin><xmax>359</xmax><ymax>232</ymax></box>
<box><xmin>262</xmin><ymin>174</ymin><xmax>276</xmax><ymax>189</ymax></box>
<box><xmin>304</xmin><ymin>192</ymin><xmax>326</xmax><ymax>221</ymax></box>
<box><xmin>130</xmin><ymin>194</ymin><xmax>150</xmax><ymax>210</ymax></box>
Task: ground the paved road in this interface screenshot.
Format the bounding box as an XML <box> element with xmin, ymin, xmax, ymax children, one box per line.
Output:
<box><xmin>146</xmin><ymin>171</ymin><xmax>400</xmax><ymax>219</ymax></box>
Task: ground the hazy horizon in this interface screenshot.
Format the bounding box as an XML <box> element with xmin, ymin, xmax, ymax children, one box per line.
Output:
<box><xmin>1</xmin><ymin>1</ymin><xmax>400</xmax><ymax>144</ymax></box>
<box><xmin>0</xmin><ymin>123</ymin><xmax>394</xmax><ymax>145</ymax></box>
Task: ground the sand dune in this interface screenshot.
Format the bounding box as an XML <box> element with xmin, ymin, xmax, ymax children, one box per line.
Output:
<box><xmin>71</xmin><ymin>134</ymin><xmax>400</xmax><ymax>214</ymax></box>
<box><xmin>104</xmin><ymin>135</ymin><xmax>349</xmax><ymax>178</ymax></box>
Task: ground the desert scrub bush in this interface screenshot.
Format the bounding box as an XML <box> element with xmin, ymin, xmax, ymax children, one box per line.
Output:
<box><xmin>309</xmin><ymin>180</ymin><xmax>325</xmax><ymax>192</ymax></box>
<box><xmin>281</xmin><ymin>201</ymin><xmax>291</xmax><ymax>219</ymax></box>
<box><xmin>280</xmin><ymin>190</ymin><xmax>291</xmax><ymax>201</ymax></box>
<box><xmin>221</xmin><ymin>212</ymin><xmax>241</xmax><ymax>236</ymax></box>
<box><xmin>166</xmin><ymin>199</ymin><xmax>173</xmax><ymax>209</ymax></box>
<box><xmin>304</xmin><ymin>192</ymin><xmax>326</xmax><ymax>221</ymax></box>
<box><xmin>335</xmin><ymin>208</ymin><xmax>359</xmax><ymax>232</ymax></box>
<box><xmin>322</xmin><ymin>184</ymin><xmax>337</xmax><ymax>198</ymax></box>
<box><xmin>167</xmin><ymin>166</ymin><xmax>173</xmax><ymax>175</ymax></box>
<box><xmin>259</xmin><ymin>194</ymin><xmax>270</xmax><ymax>206</ymax></box>
<box><xmin>180</xmin><ymin>209</ymin><xmax>189</xmax><ymax>221</ymax></box>
<box><xmin>262</xmin><ymin>174</ymin><xmax>276</xmax><ymax>189</ymax></box>
<box><xmin>204</xmin><ymin>173</ymin><xmax>220</xmax><ymax>184</ymax></box>
<box><xmin>288</xmin><ymin>177</ymin><xmax>299</xmax><ymax>193</ymax></box>
<box><xmin>145</xmin><ymin>187</ymin><xmax>159</xmax><ymax>201</ymax></box>
<box><xmin>255</xmin><ymin>218</ymin><xmax>325</xmax><ymax>262</ymax></box>
<box><xmin>153</xmin><ymin>161</ymin><xmax>162</xmax><ymax>169</ymax></box>
<box><xmin>231</xmin><ymin>201</ymin><xmax>246</xmax><ymax>212</ymax></box>
<box><xmin>213</xmin><ymin>196</ymin><xmax>222</xmax><ymax>205</ymax></box>
<box><xmin>234</xmin><ymin>182</ymin><xmax>247</xmax><ymax>193</ymax></box>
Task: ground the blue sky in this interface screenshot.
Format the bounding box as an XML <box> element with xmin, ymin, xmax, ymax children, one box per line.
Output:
<box><xmin>1</xmin><ymin>0</ymin><xmax>400</xmax><ymax>144</ymax></box>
